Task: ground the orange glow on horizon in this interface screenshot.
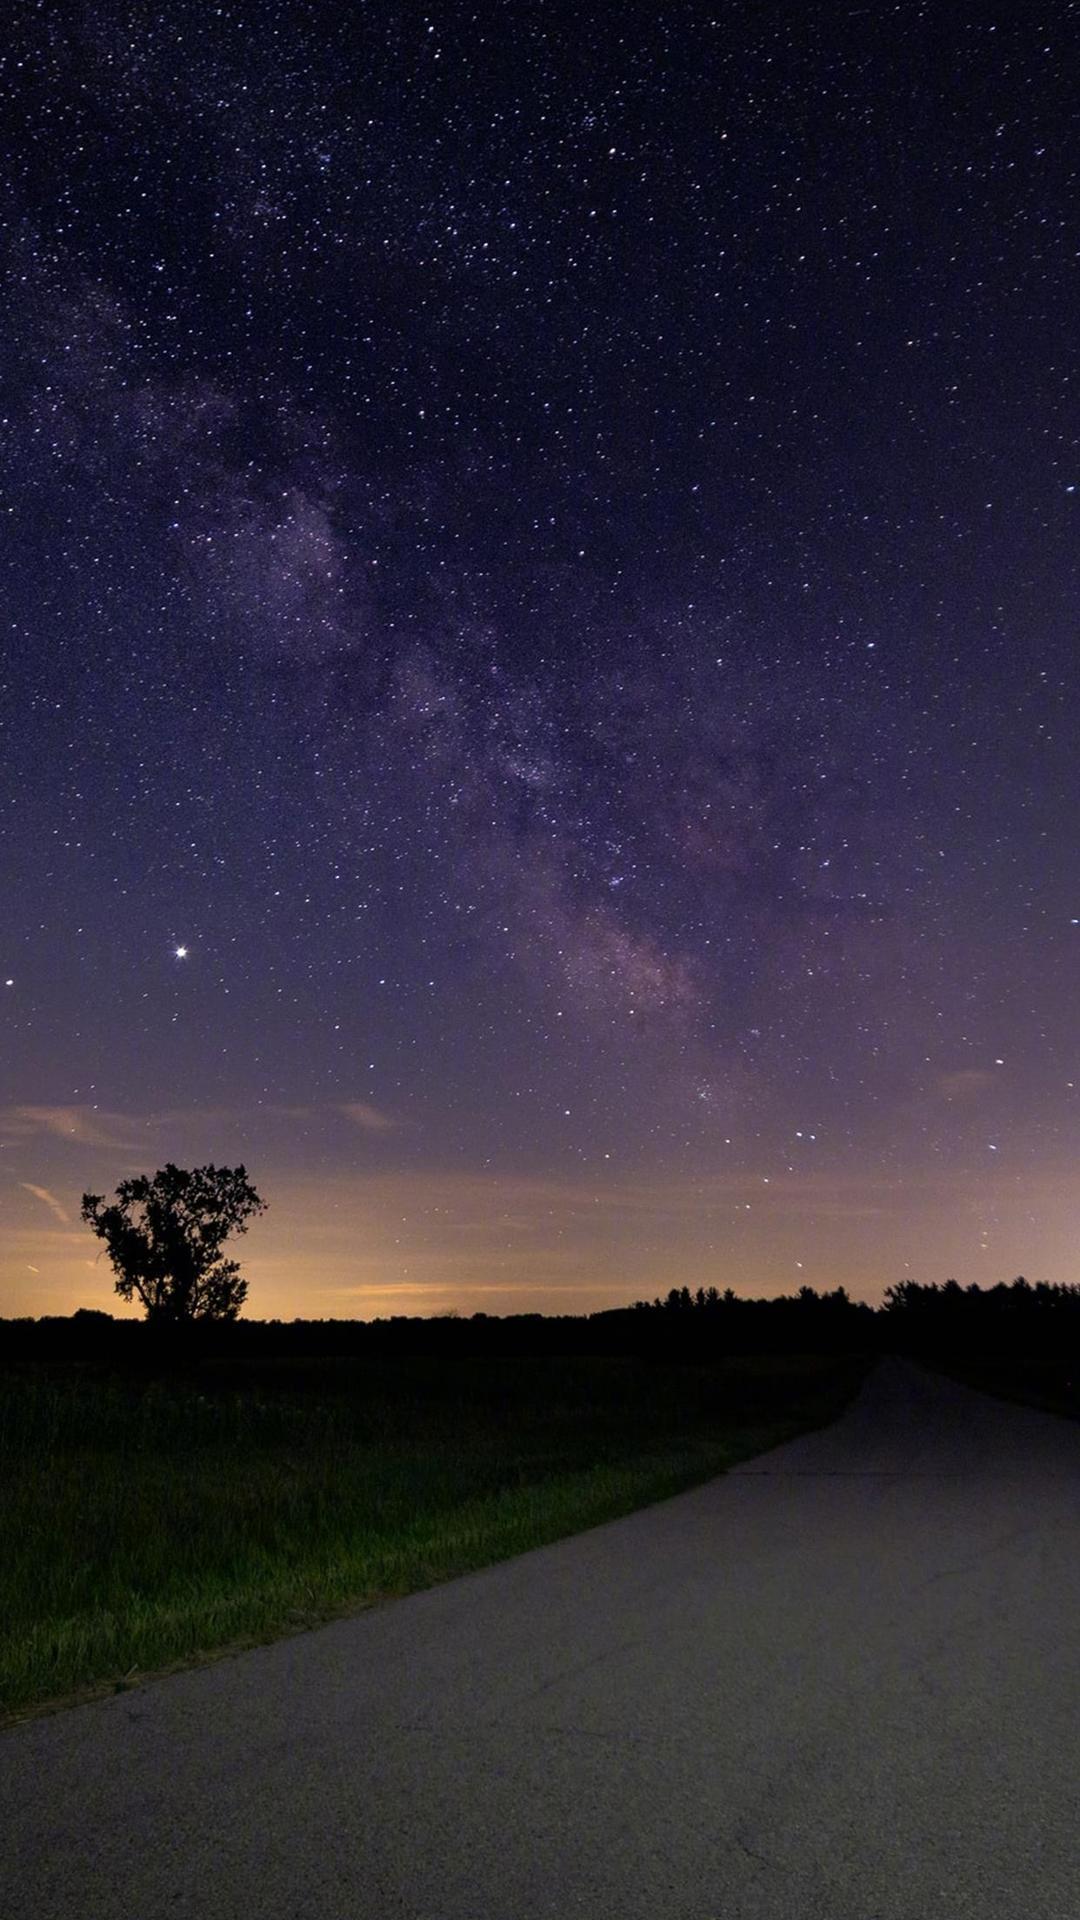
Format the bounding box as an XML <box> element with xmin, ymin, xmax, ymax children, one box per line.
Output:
<box><xmin>3</xmin><ymin>1160</ymin><xmax>1077</xmax><ymax>1322</ymax></box>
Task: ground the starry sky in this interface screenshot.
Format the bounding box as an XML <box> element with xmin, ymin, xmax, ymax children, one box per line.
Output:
<box><xmin>2</xmin><ymin>2</ymin><xmax>1078</xmax><ymax>1319</ymax></box>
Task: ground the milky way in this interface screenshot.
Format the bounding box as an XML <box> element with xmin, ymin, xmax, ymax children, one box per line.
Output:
<box><xmin>2</xmin><ymin>4</ymin><xmax>1077</xmax><ymax>1315</ymax></box>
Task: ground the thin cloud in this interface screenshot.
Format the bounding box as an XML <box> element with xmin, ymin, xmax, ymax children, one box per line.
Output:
<box><xmin>19</xmin><ymin>1183</ymin><xmax>72</xmax><ymax>1226</ymax></box>
<box><xmin>0</xmin><ymin>1107</ymin><xmax>142</xmax><ymax>1148</ymax></box>
<box><xmin>936</xmin><ymin>1070</ymin><xmax>995</xmax><ymax>1103</ymax></box>
<box><xmin>339</xmin><ymin>1101</ymin><xmax>400</xmax><ymax>1134</ymax></box>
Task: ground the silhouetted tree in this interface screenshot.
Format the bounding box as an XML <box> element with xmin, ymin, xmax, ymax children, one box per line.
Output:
<box><xmin>81</xmin><ymin>1164</ymin><xmax>266</xmax><ymax>1340</ymax></box>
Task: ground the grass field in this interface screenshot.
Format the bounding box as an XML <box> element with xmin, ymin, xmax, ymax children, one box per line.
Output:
<box><xmin>0</xmin><ymin>1349</ymin><xmax>870</xmax><ymax>1721</ymax></box>
<box><xmin>916</xmin><ymin>1353</ymin><xmax>1080</xmax><ymax>1422</ymax></box>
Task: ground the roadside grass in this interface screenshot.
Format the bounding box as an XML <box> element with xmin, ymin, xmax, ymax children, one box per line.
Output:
<box><xmin>0</xmin><ymin>1350</ymin><xmax>870</xmax><ymax>1721</ymax></box>
<box><xmin>914</xmin><ymin>1353</ymin><xmax>1080</xmax><ymax>1423</ymax></box>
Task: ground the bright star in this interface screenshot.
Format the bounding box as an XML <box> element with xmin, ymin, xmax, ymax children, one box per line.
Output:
<box><xmin>174</xmin><ymin>945</ymin><xmax>188</xmax><ymax>960</ymax></box>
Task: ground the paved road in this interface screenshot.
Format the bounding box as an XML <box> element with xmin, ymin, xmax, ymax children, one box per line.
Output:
<box><xmin>4</xmin><ymin>1357</ymin><xmax>1080</xmax><ymax>1918</ymax></box>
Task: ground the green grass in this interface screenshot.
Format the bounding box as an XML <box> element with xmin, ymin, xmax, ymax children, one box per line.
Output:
<box><xmin>0</xmin><ymin>1350</ymin><xmax>870</xmax><ymax>1721</ymax></box>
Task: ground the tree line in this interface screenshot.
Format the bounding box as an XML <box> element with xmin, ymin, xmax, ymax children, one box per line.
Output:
<box><xmin>3</xmin><ymin>1276</ymin><xmax>1078</xmax><ymax>1365</ymax></box>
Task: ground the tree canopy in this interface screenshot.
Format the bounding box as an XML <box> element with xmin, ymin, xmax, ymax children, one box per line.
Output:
<box><xmin>81</xmin><ymin>1163</ymin><xmax>266</xmax><ymax>1329</ymax></box>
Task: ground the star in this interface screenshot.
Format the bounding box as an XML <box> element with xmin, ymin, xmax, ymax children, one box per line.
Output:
<box><xmin>174</xmin><ymin>946</ymin><xmax>188</xmax><ymax>960</ymax></box>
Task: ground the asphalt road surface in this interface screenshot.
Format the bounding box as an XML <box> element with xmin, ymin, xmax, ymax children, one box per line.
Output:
<box><xmin>4</xmin><ymin>1357</ymin><xmax>1079</xmax><ymax>1919</ymax></box>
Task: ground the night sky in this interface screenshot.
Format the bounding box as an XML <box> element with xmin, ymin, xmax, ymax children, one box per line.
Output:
<box><xmin>3</xmin><ymin>3</ymin><xmax>1077</xmax><ymax>1319</ymax></box>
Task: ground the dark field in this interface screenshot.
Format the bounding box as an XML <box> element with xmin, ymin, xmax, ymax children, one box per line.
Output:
<box><xmin>0</xmin><ymin>1350</ymin><xmax>869</xmax><ymax>1720</ymax></box>
<box><xmin>920</xmin><ymin>1354</ymin><xmax>1080</xmax><ymax>1423</ymax></box>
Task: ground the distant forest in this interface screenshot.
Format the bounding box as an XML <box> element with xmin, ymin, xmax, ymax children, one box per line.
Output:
<box><xmin>3</xmin><ymin>1277</ymin><xmax>1078</xmax><ymax>1364</ymax></box>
